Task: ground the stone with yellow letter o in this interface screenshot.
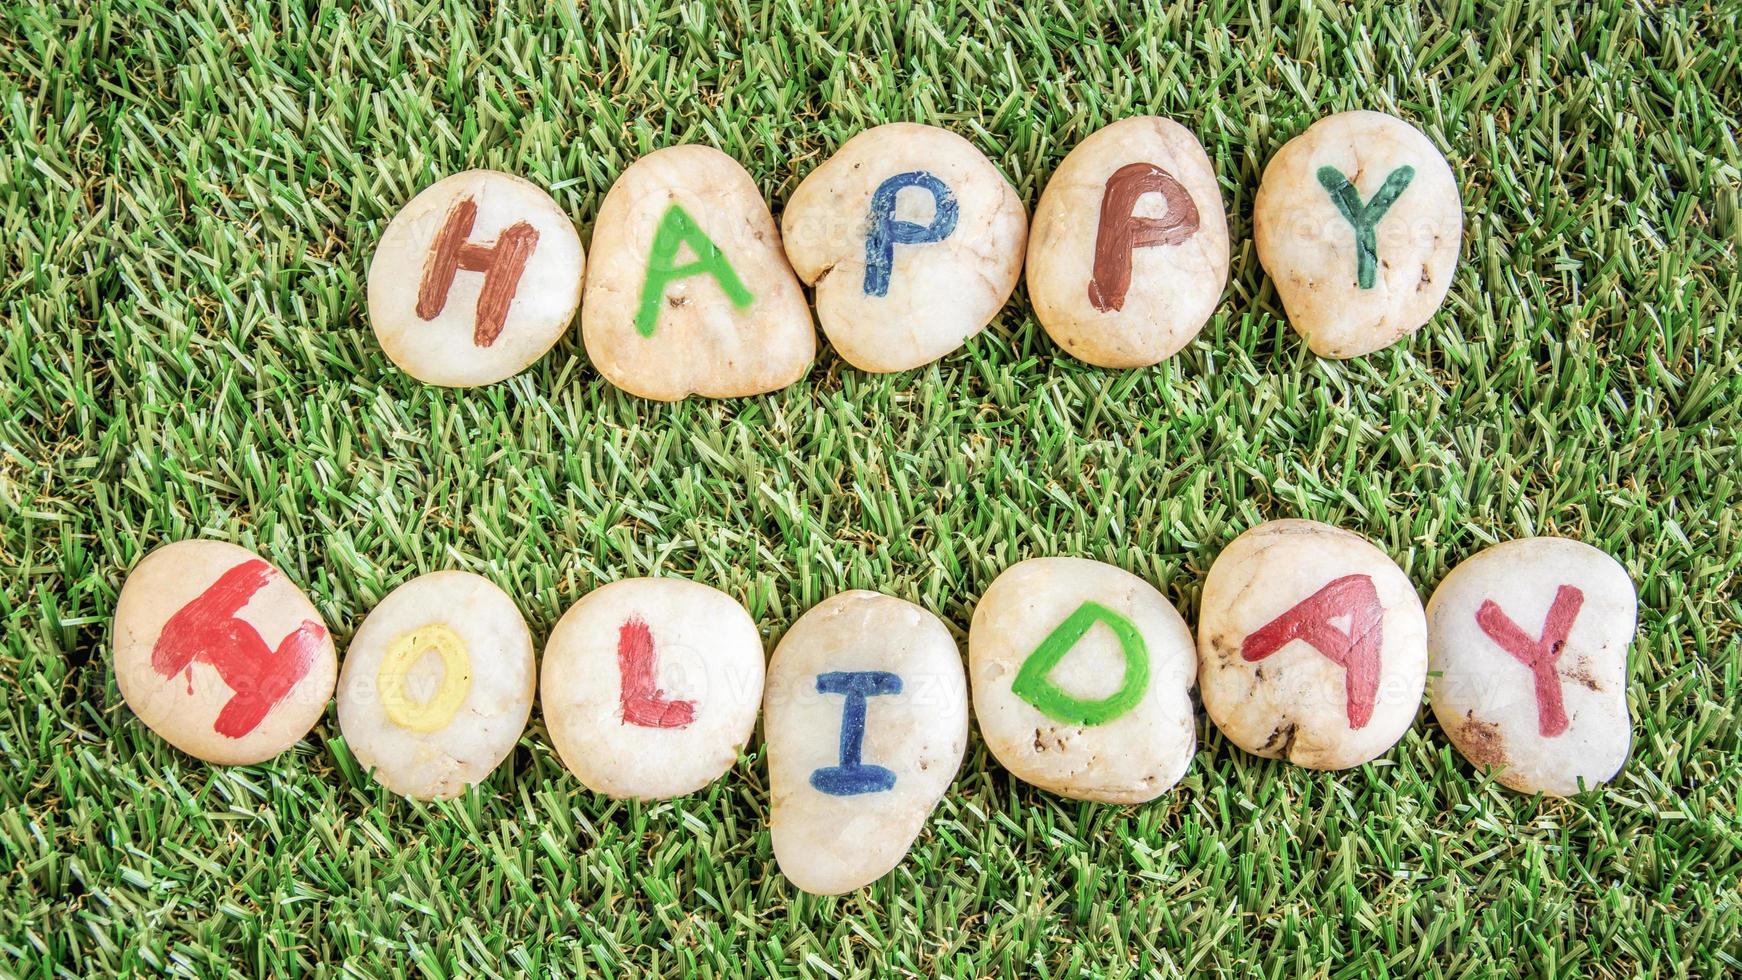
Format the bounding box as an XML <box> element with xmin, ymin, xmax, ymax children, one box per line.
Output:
<box><xmin>337</xmin><ymin>570</ymin><xmax>535</xmax><ymax>800</ymax></box>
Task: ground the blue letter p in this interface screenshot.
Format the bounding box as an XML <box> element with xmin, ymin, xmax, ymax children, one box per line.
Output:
<box><xmin>863</xmin><ymin>172</ymin><xmax>958</xmax><ymax>297</ymax></box>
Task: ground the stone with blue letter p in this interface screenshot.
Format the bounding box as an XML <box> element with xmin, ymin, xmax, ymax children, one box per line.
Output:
<box><xmin>781</xmin><ymin>123</ymin><xmax>1028</xmax><ymax>374</ymax></box>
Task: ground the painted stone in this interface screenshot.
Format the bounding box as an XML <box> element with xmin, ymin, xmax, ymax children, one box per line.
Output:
<box><xmin>581</xmin><ymin>145</ymin><xmax>815</xmax><ymax>400</ymax></box>
<box><xmin>1427</xmin><ymin>537</ymin><xmax>1635</xmax><ymax>796</ymax></box>
<box><xmin>111</xmin><ymin>539</ymin><xmax>337</xmax><ymax>765</ymax></box>
<box><xmin>336</xmin><ymin>571</ymin><xmax>534</xmax><ymax>800</ymax></box>
<box><xmin>1197</xmin><ymin>519</ymin><xmax>1427</xmax><ymax>770</ymax></box>
<box><xmin>1027</xmin><ymin>116</ymin><xmax>1230</xmax><ymax>368</ymax></box>
<box><xmin>541</xmin><ymin>577</ymin><xmax>764</xmax><ymax>799</ymax></box>
<box><xmin>368</xmin><ymin>169</ymin><xmax>585</xmax><ymax>386</ymax></box>
<box><xmin>765</xmin><ymin>591</ymin><xmax>968</xmax><ymax>895</ymax></box>
<box><xmin>781</xmin><ymin>123</ymin><xmax>1028</xmax><ymax>373</ymax></box>
<box><xmin>1252</xmin><ymin>110</ymin><xmax>1462</xmax><ymax>358</ymax></box>
<box><xmin>969</xmin><ymin>557</ymin><xmax>1197</xmax><ymax>802</ymax></box>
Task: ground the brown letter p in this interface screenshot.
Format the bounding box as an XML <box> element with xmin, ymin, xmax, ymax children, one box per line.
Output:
<box><xmin>1086</xmin><ymin>163</ymin><xmax>1200</xmax><ymax>313</ymax></box>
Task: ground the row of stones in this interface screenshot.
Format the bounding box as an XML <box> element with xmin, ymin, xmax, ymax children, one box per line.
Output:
<box><xmin>369</xmin><ymin>111</ymin><xmax>1463</xmax><ymax>394</ymax></box>
<box><xmin>114</xmin><ymin>523</ymin><xmax>1633</xmax><ymax>895</ymax></box>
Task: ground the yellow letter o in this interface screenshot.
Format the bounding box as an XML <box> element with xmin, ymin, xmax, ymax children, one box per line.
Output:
<box><xmin>378</xmin><ymin>624</ymin><xmax>473</xmax><ymax>732</ymax></box>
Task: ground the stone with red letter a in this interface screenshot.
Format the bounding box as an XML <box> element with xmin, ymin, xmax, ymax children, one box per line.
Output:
<box><xmin>1197</xmin><ymin>519</ymin><xmax>1427</xmax><ymax>770</ymax></box>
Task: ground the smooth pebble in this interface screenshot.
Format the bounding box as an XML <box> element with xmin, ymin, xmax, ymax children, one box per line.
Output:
<box><xmin>1428</xmin><ymin>536</ymin><xmax>1635</xmax><ymax>795</ymax></box>
<box><xmin>112</xmin><ymin>540</ymin><xmax>337</xmax><ymax>765</ymax></box>
<box><xmin>582</xmin><ymin>145</ymin><xmax>815</xmax><ymax>400</ymax></box>
<box><xmin>1197</xmin><ymin>519</ymin><xmax>1427</xmax><ymax>770</ymax></box>
<box><xmin>337</xmin><ymin>571</ymin><xmax>534</xmax><ymax>800</ymax></box>
<box><xmin>766</xmin><ymin>591</ymin><xmax>967</xmax><ymax>895</ymax></box>
<box><xmin>542</xmin><ymin>577</ymin><xmax>765</xmax><ymax>799</ymax></box>
<box><xmin>1253</xmin><ymin>110</ymin><xmax>1461</xmax><ymax>358</ymax></box>
<box><xmin>969</xmin><ymin>557</ymin><xmax>1197</xmax><ymax>803</ymax></box>
<box><xmin>368</xmin><ymin>169</ymin><xmax>585</xmax><ymax>386</ymax></box>
<box><xmin>1027</xmin><ymin>116</ymin><xmax>1229</xmax><ymax>367</ymax></box>
<box><xmin>782</xmin><ymin>123</ymin><xmax>1027</xmax><ymax>372</ymax></box>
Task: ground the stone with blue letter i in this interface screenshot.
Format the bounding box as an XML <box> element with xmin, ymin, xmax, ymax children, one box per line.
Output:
<box><xmin>763</xmin><ymin>591</ymin><xmax>971</xmax><ymax>895</ymax></box>
<box><xmin>809</xmin><ymin>670</ymin><xmax>902</xmax><ymax>795</ymax></box>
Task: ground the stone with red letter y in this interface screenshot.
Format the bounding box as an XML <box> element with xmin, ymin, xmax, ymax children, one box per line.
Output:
<box><xmin>1427</xmin><ymin>536</ymin><xmax>1636</xmax><ymax>795</ymax></box>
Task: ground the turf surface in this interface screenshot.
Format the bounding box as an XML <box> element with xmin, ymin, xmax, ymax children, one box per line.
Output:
<box><xmin>4</xmin><ymin>0</ymin><xmax>1740</xmax><ymax>976</ymax></box>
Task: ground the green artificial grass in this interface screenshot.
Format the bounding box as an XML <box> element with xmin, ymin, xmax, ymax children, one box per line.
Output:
<box><xmin>4</xmin><ymin>0</ymin><xmax>1740</xmax><ymax>975</ymax></box>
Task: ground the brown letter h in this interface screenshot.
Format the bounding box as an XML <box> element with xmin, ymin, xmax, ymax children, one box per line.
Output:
<box><xmin>416</xmin><ymin>197</ymin><xmax>540</xmax><ymax>347</ymax></box>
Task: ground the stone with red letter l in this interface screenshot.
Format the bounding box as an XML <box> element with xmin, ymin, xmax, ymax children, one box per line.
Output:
<box><xmin>111</xmin><ymin>539</ymin><xmax>337</xmax><ymax>765</ymax></box>
<box><xmin>1427</xmin><ymin>537</ymin><xmax>1635</xmax><ymax>796</ymax></box>
<box><xmin>1197</xmin><ymin>519</ymin><xmax>1427</xmax><ymax>770</ymax></box>
<box><xmin>368</xmin><ymin>170</ymin><xmax>585</xmax><ymax>387</ymax></box>
<box><xmin>540</xmin><ymin>577</ymin><xmax>765</xmax><ymax>799</ymax></box>
<box><xmin>1027</xmin><ymin>116</ymin><xmax>1230</xmax><ymax>368</ymax></box>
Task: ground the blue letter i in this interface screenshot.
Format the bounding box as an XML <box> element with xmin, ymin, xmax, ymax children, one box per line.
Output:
<box><xmin>810</xmin><ymin>671</ymin><xmax>902</xmax><ymax>796</ymax></box>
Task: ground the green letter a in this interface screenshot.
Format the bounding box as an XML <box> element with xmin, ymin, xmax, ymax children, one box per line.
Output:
<box><xmin>1011</xmin><ymin>601</ymin><xmax>1149</xmax><ymax>726</ymax></box>
<box><xmin>635</xmin><ymin>204</ymin><xmax>754</xmax><ymax>337</ymax></box>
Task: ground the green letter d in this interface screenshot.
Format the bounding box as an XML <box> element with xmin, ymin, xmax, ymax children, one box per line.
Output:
<box><xmin>1011</xmin><ymin>601</ymin><xmax>1149</xmax><ymax>726</ymax></box>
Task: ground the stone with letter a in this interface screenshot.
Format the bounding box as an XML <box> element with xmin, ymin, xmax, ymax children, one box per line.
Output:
<box><xmin>1197</xmin><ymin>519</ymin><xmax>1427</xmax><ymax>770</ymax></box>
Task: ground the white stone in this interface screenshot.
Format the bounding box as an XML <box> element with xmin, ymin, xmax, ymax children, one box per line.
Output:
<box><xmin>1428</xmin><ymin>537</ymin><xmax>1635</xmax><ymax>796</ymax></box>
<box><xmin>112</xmin><ymin>540</ymin><xmax>337</xmax><ymax>765</ymax></box>
<box><xmin>336</xmin><ymin>571</ymin><xmax>534</xmax><ymax>800</ymax></box>
<box><xmin>1027</xmin><ymin>116</ymin><xmax>1230</xmax><ymax>367</ymax></box>
<box><xmin>969</xmin><ymin>558</ymin><xmax>1196</xmax><ymax>802</ymax></box>
<box><xmin>581</xmin><ymin>145</ymin><xmax>815</xmax><ymax>400</ymax></box>
<box><xmin>1253</xmin><ymin>110</ymin><xmax>1462</xmax><ymax>358</ymax></box>
<box><xmin>765</xmin><ymin>591</ymin><xmax>968</xmax><ymax>895</ymax></box>
<box><xmin>1197</xmin><ymin>519</ymin><xmax>1427</xmax><ymax>770</ymax></box>
<box><xmin>541</xmin><ymin>577</ymin><xmax>764</xmax><ymax>799</ymax></box>
<box><xmin>781</xmin><ymin>123</ymin><xmax>1028</xmax><ymax>373</ymax></box>
<box><xmin>368</xmin><ymin>169</ymin><xmax>585</xmax><ymax>386</ymax></box>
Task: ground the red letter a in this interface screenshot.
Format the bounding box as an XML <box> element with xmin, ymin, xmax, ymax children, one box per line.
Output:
<box><xmin>1241</xmin><ymin>574</ymin><xmax>1385</xmax><ymax>729</ymax></box>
